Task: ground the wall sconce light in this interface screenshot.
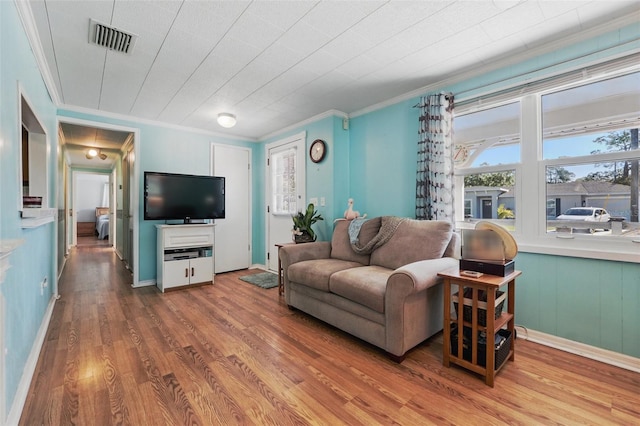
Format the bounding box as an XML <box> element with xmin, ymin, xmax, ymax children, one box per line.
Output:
<box><xmin>217</xmin><ymin>113</ymin><xmax>237</xmax><ymax>128</ymax></box>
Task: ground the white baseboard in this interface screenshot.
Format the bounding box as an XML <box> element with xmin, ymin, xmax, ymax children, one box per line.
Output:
<box><xmin>518</xmin><ymin>327</ymin><xmax>640</xmax><ymax>373</ymax></box>
<box><xmin>250</xmin><ymin>263</ymin><xmax>267</xmax><ymax>270</ymax></box>
<box><xmin>115</xmin><ymin>249</ymin><xmax>123</xmax><ymax>260</ymax></box>
<box><xmin>6</xmin><ymin>295</ymin><xmax>57</xmax><ymax>425</ymax></box>
<box><xmin>132</xmin><ymin>279</ymin><xmax>155</xmax><ymax>288</ymax></box>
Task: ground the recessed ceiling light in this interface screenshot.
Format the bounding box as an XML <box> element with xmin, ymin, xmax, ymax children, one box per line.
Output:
<box><xmin>88</xmin><ymin>148</ymin><xmax>98</xmax><ymax>157</ymax></box>
<box><xmin>217</xmin><ymin>113</ymin><xmax>237</xmax><ymax>128</ymax></box>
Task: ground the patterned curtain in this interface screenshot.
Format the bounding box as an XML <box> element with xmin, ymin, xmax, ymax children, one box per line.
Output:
<box><xmin>416</xmin><ymin>93</ymin><xmax>454</xmax><ymax>222</ymax></box>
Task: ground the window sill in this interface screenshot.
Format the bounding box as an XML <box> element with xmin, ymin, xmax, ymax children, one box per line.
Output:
<box><xmin>20</xmin><ymin>208</ymin><xmax>56</xmax><ymax>229</ymax></box>
<box><xmin>518</xmin><ymin>239</ymin><xmax>640</xmax><ymax>263</ymax></box>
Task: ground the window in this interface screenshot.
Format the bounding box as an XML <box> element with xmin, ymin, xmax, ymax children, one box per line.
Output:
<box><xmin>464</xmin><ymin>199</ymin><xmax>472</xmax><ymax>218</ymax></box>
<box><xmin>271</xmin><ymin>147</ymin><xmax>297</xmax><ymax>214</ymax></box>
<box><xmin>454</xmin><ymin>59</ymin><xmax>639</xmax><ymax>259</ymax></box>
<box><xmin>542</xmin><ymin>72</ymin><xmax>639</xmax><ymax>238</ymax></box>
<box><xmin>454</xmin><ymin>102</ymin><xmax>520</xmax><ymax>230</ymax></box>
<box><xmin>454</xmin><ymin>102</ymin><xmax>520</xmax><ymax>167</ymax></box>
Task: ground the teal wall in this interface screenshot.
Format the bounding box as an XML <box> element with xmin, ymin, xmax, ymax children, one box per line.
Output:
<box><xmin>516</xmin><ymin>253</ymin><xmax>640</xmax><ymax>357</ymax></box>
<box><xmin>1</xmin><ymin>1</ymin><xmax>58</xmax><ymax>416</ymax></box>
<box><xmin>349</xmin><ymin>100</ymin><xmax>420</xmax><ymax>218</ymax></box>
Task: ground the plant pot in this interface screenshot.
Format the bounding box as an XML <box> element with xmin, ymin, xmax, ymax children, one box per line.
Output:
<box><xmin>294</xmin><ymin>231</ymin><xmax>315</xmax><ymax>244</ymax></box>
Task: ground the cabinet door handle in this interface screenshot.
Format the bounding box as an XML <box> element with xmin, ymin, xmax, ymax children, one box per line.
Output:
<box><xmin>185</xmin><ymin>268</ymin><xmax>188</xmax><ymax>278</ymax></box>
<box><xmin>191</xmin><ymin>267</ymin><xmax>195</xmax><ymax>277</ymax></box>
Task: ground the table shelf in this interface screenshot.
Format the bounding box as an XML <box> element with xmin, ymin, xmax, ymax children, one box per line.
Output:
<box><xmin>439</xmin><ymin>268</ymin><xmax>521</xmax><ymax>387</ymax></box>
<box><xmin>450</xmin><ymin>312</ymin><xmax>514</xmax><ymax>333</ymax></box>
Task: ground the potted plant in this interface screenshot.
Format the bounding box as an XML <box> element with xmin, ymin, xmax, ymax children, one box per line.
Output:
<box><xmin>292</xmin><ymin>203</ymin><xmax>324</xmax><ymax>243</ymax></box>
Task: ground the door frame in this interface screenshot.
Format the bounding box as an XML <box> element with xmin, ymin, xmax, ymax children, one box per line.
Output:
<box><xmin>210</xmin><ymin>143</ymin><xmax>253</xmax><ymax>270</ymax></box>
<box><xmin>264</xmin><ymin>131</ymin><xmax>306</xmax><ymax>270</ymax></box>
<box><xmin>71</xmin><ymin>170</ymin><xmax>110</xmax><ymax>246</ymax></box>
<box><xmin>57</xmin><ymin>117</ymin><xmax>141</xmax><ymax>287</ymax></box>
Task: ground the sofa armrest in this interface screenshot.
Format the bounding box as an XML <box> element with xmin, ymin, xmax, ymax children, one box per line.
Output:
<box><xmin>280</xmin><ymin>241</ymin><xmax>331</xmax><ymax>270</ymax></box>
<box><xmin>387</xmin><ymin>257</ymin><xmax>459</xmax><ymax>296</ymax></box>
<box><xmin>384</xmin><ymin>257</ymin><xmax>458</xmax><ymax>357</ymax></box>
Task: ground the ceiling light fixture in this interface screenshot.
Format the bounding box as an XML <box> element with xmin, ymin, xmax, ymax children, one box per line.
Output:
<box><xmin>217</xmin><ymin>113</ymin><xmax>237</xmax><ymax>128</ymax></box>
<box><xmin>86</xmin><ymin>148</ymin><xmax>108</xmax><ymax>160</ymax></box>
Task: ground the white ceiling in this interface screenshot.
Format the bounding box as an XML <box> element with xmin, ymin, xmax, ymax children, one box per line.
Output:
<box><xmin>25</xmin><ymin>0</ymin><xmax>640</xmax><ymax>141</ymax></box>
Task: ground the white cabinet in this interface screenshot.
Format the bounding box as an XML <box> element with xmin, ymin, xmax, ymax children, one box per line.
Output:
<box><xmin>156</xmin><ymin>224</ymin><xmax>215</xmax><ymax>292</ymax></box>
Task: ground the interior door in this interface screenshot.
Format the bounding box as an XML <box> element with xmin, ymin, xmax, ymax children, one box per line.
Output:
<box><xmin>266</xmin><ymin>133</ymin><xmax>306</xmax><ymax>271</ymax></box>
<box><xmin>212</xmin><ymin>145</ymin><xmax>251</xmax><ymax>273</ymax></box>
<box><xmin>122</xmin><ymin>147</ymin><xmax>134</xmax><ymax>271</ymax></box>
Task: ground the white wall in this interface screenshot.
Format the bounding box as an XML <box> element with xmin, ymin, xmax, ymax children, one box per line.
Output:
<box><xmin>76</xmin><ymin>173</ymin><xmax>108</xmax><ymax>222</ymax></box>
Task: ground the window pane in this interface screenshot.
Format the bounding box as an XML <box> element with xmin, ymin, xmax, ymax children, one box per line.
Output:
<box><xmin>546</xmin><ymin>162</ymin><xmax>639</xmax><ymax>237</ymax></box>
<box><xmin>271</xmin><ymin>148</ymin><xmax>297</xmax><ymax>214</ymax></box>
<box><xmin>542</xmin><ymin>72</ymin><xmax>640</xmax><ymax>160</ymax></box>
<box><xmin>454</xmin><ymin>103</ymin><xmax>520</xmax><ymax>167</ymax></box>
<box><xmin>459</xmin><ymin>170</ymin><xmax>516</xmax><ymax>230</ymax></box>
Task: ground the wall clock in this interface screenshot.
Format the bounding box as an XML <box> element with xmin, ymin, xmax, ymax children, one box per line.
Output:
<box><xmin>310</xmin><ymin>139</ymin><xmax>326</xmax><ymax>163</ymax></box>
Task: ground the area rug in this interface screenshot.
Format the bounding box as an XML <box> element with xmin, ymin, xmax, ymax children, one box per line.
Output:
<box><xmin>239</xmin><ymin>272</ymin><xmax>278</xmax><ymax>289</ymax></box>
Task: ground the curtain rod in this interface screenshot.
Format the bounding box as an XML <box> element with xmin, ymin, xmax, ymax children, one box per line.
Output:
<box><xmin>413</xmin><ymin>92</ymin><xmax>454</xmax><ymax>109</ymax></box>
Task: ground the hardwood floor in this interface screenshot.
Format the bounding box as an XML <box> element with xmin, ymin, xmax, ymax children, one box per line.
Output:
<box><xmin>20</xmin><ymin>246</ymin><xmax>639</xmax><ymax>425</ymax></box>
<box><xmin>76</xmin><ymin>235</ymin><xmax>110</xmax><ymax>247</ymax></box>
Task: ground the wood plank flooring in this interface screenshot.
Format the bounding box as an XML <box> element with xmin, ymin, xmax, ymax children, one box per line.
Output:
<box><xmin>20</xmin><ymin>245</ymin><xmax>640</xmax><ymax>425</ymax></box>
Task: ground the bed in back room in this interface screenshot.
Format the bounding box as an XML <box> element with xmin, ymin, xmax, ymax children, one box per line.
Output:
<box><xmin>96</xmin><ymin>207</ymin><xmax>109</xmax><ymax>239</ymax></box>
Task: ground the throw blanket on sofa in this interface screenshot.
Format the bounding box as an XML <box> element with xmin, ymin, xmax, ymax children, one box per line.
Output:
<box><xmin>350</xmin><ymin>216</ymin><xmax>407</xmax><ymax>254</ymax></box>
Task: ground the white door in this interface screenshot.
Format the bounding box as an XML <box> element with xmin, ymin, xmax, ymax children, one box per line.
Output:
<box><xmin>212</xmin><ymin>145</ymin><xmax>251</xmax><ymax>273</ymax></box>
<box><xmin>266</xmin><ymin>132</ymin><xmax>306</xmax><ymax>271</ymax></box>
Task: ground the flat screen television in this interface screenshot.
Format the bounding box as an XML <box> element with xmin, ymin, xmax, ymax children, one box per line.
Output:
<box><xmin>144</xmin><ymin>171</ymin><xmax>225</xmax><ymax>222</ymax></box>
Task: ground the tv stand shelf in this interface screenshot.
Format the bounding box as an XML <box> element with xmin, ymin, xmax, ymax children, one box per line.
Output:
<box><xmin>156</xmin><ymin>224</ymin><xmax>215</xmax><ymax>292</ymax></box>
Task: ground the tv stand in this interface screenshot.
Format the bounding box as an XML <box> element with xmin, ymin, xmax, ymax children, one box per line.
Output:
<box><xmin>156</xmin><ymin>224</ymin><xmax>215</xmax><ymax>292</ymax></box>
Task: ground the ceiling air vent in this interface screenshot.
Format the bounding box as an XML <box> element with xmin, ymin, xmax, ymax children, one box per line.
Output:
<box><xmin>89</xmin><ymin>19</ymin><xmax>137</xmax><ymax>54</ymax></box>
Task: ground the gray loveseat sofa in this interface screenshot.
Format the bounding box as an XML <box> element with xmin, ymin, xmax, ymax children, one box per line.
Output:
<box><xmin>280</xmin><ymin>216</ymin><xmax>459</xmax><ymax>361</ymax></box>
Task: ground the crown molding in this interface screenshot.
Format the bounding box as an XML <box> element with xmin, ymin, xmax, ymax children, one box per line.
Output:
<box><xmin>259</xmin><ymin>109</ymin><xmax>348</xmax><ymax>141</ymax></box>
<box><xmin>58</xmin><ymin>104</ymin><xmax>258</xmax><ymax>142</ymax></box>
<box><xmin>15</xmin><ymin>0</ymin><xmax>62</xmax><ymax>106</ymax></box>
<box><xmin>350</xmin><ymin>12</ymin><xmax>640</xmax><ymax>118</ymax></box>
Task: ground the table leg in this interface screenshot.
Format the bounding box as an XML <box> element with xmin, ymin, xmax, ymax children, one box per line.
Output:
<box><xmin>443</xmin><ymin>278</ymin><xmax>451</xmax><ymax>367</ymax></box>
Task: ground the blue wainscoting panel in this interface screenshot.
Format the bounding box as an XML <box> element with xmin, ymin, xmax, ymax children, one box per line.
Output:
<box><xmin>621</xmin><ymin>263</ymin><xmax>640</xmax><ymax>356</ymax></box>
<box><xmin>516</xmin><ymin>253</ymin><xmax>639</xmax><ymax>358</ymax></box>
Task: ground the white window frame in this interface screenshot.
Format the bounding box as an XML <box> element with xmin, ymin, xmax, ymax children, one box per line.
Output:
<box><xmin>454</xmin><ymin>63</ymin><xmax>640</xmax><ymax>263</ymax></box>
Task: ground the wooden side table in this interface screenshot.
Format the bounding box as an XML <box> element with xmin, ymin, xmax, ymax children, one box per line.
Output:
<box><xmin>438</xmin><ymin>268</ymin><xmax>521</xmax><ymax>387</ymax></box>
<box><xmin>275</xmin><ymin>243</ymin><xmax>294</xmax><ymax>296</ymax></box>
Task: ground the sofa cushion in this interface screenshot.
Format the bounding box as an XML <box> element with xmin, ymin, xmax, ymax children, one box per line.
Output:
<box><xmin>329</xmin><ymin>266</ymin><xmax>392</xmax><ymax>313</ymax></box>
<box><xmin>330</xmin><ymin>217</ymin><xmax>381</xmax><ymax>265</ymax></box>
<box><xmin>370</xmin><ymin>219</ymin><xmax>452</xmax><ymax>270</ymax></box>
<box><xmin>288</xmin><ymin>259</ymin><xmax>363</xmax><ymax>292</ymax></box>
